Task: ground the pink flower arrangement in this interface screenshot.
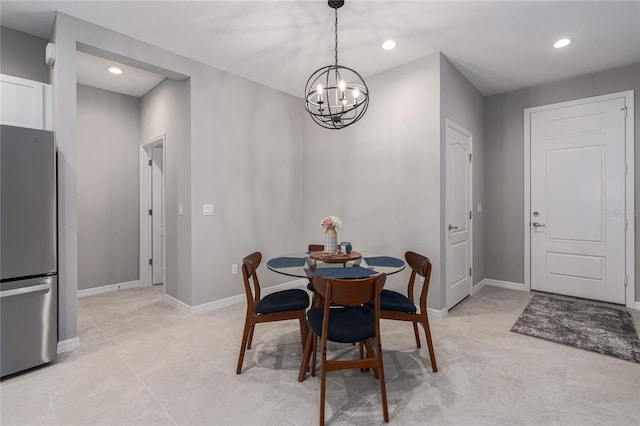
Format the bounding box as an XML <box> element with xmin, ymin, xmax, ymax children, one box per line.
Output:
<box><xmin>320</xmin><ymin>216</ymin><xmax>343</xmax><ymax>230</ymax></box>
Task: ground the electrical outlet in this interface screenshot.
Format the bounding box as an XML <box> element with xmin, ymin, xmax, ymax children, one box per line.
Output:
<box><xmin>232</xmin><ymin>264</ymin><xmax>238</xmax><ymax>275</ymax></box>
<box><xmin>178</xmin><ymin>204</ymin><xmax>183</xmax><ymax>216</ymax></box>
<box><xmin>477</xmin><ymin>203</ymin><xmax>482</xmax><ymax>213</ymax></box>
<box><xmin>203</xmin><ymin>204</ymin><xmax>214</xmax><ymax>216</ymax></box>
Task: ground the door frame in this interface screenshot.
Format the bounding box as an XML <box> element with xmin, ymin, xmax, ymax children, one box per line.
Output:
<box><xmin>139</xmin><ymin>134</ymin><xmax>166</xmax><ymax>287</ymax></box>
<box><xmin>445</xmin><ymin>118</ymin><xmax>473</xmax><ymax>309</ymax></box>
<box><xmin>524</xmin><ymin>90</ymin><xmax>635</xmax><ymax>308</ymax></box>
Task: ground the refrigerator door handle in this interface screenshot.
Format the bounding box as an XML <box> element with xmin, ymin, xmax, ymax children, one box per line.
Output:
<box><xmin>0</xmin><ymin>280</ymin><xmax>51</xmax><ymax>298</ymax></box>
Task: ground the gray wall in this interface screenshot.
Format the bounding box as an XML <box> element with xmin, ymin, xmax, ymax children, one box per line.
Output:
<box><xmin>0</xmin><ymin>26</ymin><xmax>49</xmax><ymax>83</ymax></box>
<box><xmin>51</xmin><ymin>12</ymin><xmax>306</xmax><ymax>342</ymax></box>
<box><xmin>76</xmin><ymin>84</ymin><xmax>140</xmax><ymax>290</ymax></box>
<box><xmin>440</xmin><ymin>55</ymin><xmax>485</xmax><ymax>290</ymax></box>
<box><xmin>484</xmin><ymin>63</ymin><xmax>640</xmax><ymax>301</ymax></box>
<box><xmin>302</xmin><ymin>53</ymin><xmax>443</xmax><ymax>308</ymax></box>
<box><xmin>141</xmin><ymin>78</ymin><xmax>191</xmax><ymax>303</ymax></box>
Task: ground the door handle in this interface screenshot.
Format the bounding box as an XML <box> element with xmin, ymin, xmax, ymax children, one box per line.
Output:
<box><xmin>0</xmin><ymin>280</ymin><xmax>51</xmax><ymax>298</ymax></box>
<box><xmin>448</xmin><ymin>224</ymin><xmax>459</xmax><ymax>231</ymax></box>
<box><xmin>532</xmin><ymin>222</ymin><xmax>546</xmax><ymax>228</ymax></box>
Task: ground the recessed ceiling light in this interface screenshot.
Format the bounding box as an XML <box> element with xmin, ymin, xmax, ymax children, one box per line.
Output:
<box><xmin>382</xmin><ymin>40</ymin><xmax>397</xmax><ymax>50</ymax></box>
<box><xmin>107</xmin><ymin>66</ymin><xmax>123</xmax><ymax>75</ymax></box>
<box><xmin>554</xmin><ymin>38</ymin><xmax>572</xmax><ymax>49</ymax></box>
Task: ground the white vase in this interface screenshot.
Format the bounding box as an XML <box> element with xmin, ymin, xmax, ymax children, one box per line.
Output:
<box><xmin>324</xmin><ymin>226</ymin><xmax>337</xmax><ymax>253</ymax></box>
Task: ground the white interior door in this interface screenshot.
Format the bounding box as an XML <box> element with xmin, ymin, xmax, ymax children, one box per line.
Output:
<box><xmin>446</xmin><ymin>120</ymin><xmax>472</xmax><ymax>309</ymax></box>
<box><xmin>151</xmin><ymin>147</ymin><xmax>164</xmax><ymax>285</ymax></box>
<box><xmin>530</xmin><ymin>96</ymin><xmax>626</xmax><ymax>304</ymax></box>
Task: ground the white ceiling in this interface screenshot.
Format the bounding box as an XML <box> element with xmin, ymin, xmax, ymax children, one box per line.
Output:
<box><xmin>1</xmin><ymin>1</ymin><xmax>639</xmax><ymax>98</ymax></box>
<box><xmin>76</xmin><ymin>51</ymin><xmax>165</xmax><ymax>97</ymax></box>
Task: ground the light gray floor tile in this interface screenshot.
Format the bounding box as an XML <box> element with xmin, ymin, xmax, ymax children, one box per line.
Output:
<box><xmin>55</xmin><ymin>380</ymin><xmax>160</xmax><ymax>425</ymax></box>
<box><xmin>0</xmin><ymin>370</ymin><xmax>58</xmax><ymax>426</ymax></box>
<box><xmin>560</xmin><ymin>395</ymin><xmax>638</xmax><ymax>426</ymax></box>
<box><xmin>565</xmin><ymin>362</ymin><xmax>640</xmax><ymax>419</ymax></box>
<box><xmin>5</xmin><ymin>284</ymin><xmax>639</xmax><ymax>426</ymax></box>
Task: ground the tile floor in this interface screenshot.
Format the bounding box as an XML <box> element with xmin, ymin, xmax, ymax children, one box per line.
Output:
<box><xmin>1</xmin><ymin>284</ymin><xmax>639</xmax><ymax>425</ymax></box>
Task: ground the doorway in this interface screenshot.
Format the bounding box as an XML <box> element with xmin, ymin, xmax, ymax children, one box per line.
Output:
<box><xmin>524</xmin><ymin>91</ymin><xmax>634</xmax><ymax>307</ymax></box>
<box><xmin>140</xmin><ymin>135</ymin><xmax>166</xmax><ymax>287</ymax></box>
<box><xmin>445</xmin><ymin>119</ymin><xmax>473</xmax><ymax>310</ymax></box>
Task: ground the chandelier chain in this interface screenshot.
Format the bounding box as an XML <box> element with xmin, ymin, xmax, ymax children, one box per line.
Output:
<box><xmin>334</xmin><ymin>7</ymin><xmax>338</xmax><ymax>66</ymax></box>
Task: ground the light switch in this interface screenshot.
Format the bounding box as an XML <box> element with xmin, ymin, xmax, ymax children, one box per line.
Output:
<box><xmin>178</xmin><ymin>204</ymin><xmax>183</xmax><ymax>216</ymax></box>
<box><xmin>477</xmin><ymin>203</ymin><xmax>482</xmax><ymax>213</ymax></box>
<box><xmin>203</xmin><ymin>204</ymin><xmax>214</xmax><ymax>216</ymax></box>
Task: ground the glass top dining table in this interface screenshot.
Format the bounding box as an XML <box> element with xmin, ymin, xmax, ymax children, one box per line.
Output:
<box><xmin>266</xmin><ymin>251</ymin><xmax>406</xmax><ymax>280</ymax></box>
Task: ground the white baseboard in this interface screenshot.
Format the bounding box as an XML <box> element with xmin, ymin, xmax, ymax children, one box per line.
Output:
<box><xmin>77</xmin><ymin>280</ymin><xmax>141</xmax><ymax>298</ymax></box>
<box><xmin>634</xmin><ymin>301</ymin><xmax>640</xmax><ymax>311</ymax></box>
<box><xmin>484</xmin><ymin>278</ymin><xmax>526</xmax><ymax>291</ymax></box>
<box><xmin>427</xmin><ymin>307</ymin><xmax>448</xmax><ymax>319</ymax></box>
<box><xmin>471</xmin><ymin>279</ymin><xmax>488</xmax><ymax>295</ymax></box>
<box><xmin>164</xmin><ymin>279</ymin><xmax>310</xmax><ymax>316</ymax></box>
<box><xmin>57</xmin><ymin>336</ymin><xmax>80</xmax><ymax>354</ymax></box>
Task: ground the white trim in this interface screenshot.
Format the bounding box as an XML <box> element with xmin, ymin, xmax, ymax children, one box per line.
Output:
<box><xmin>163</xmin><ymin>279</ymin><xmax>310</xmax><ymax>316</ymax></box>
<box><xmin>77</xmin><ymin>280</ymin><xmax>141</xmax><ymax>298</ymax></box>
<box><xmin>57</xmin><ymin>337</ymin><xmax>80</xmax><ymax>353</ymax></box>
<box><xmin>634</xmin><ymin>302</ymin><xmax>640</xmax><ymax>311</ymax></box>
<box><xmin>524</xmin><ymin>90</ymin><xmax>635</xmax><ymax>308</ymax></box>
<box><xmin>484</xmin><ymin>279</ymin><xmax>526</xmax><ymax>291</ymax></box>
<box><xmin>444</xmin><ymin>118</ymin><xmax>473</xmax><ymax>310</ymax></box>
<box><xmin>471</xmin><ymin>279</ymin><xmax>488</xmax><ymax>295</ymax></box>
<box><xmin>139</xmin><ymin>134</ymin><xmax>166</xmax><ymax>289</ymax></box>
<box><xmin>427</xmin><ymin>307</ymin><xmax>448</xmax><ymax>319</ymax></box>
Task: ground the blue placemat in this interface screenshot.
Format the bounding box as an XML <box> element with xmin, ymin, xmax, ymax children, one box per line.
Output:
<box><xmin>364</xmin><ymin>256</ymin><xmax>405</xmax><ymax>268</ymax></box>
<box><xmin>267</xmin><ymin>257</ymin><xmax>306</xmax><ymax>268</ymax></box>
<box><xmin>312</xmin><ymin>266</ymin><xmax>378</xmax><ymax>279</ymax></box>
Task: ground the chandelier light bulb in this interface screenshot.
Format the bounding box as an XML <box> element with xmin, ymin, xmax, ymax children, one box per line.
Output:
<box><xmin>303</xmin><ymin>0</ymin><xmax>369</xmax><ymax>129</ymax></box>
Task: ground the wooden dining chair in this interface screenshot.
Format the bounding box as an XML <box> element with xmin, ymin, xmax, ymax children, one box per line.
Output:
<box><xmin>374</xmin><ymin>250</ymin><xmax>438</xmax><ymax>372</ymax></box>
<box><xmin>306</xmin><ymin>244</ymin><xmax>324</xmax><ymax>292</ymax></box>
<box><xmin>299</xmin><ymin>273</ymin><xmax>389</xmax><ymax>425</ymax></box>
<box><xmin>236</xmin><ymin>251</ymin><xmax>310</xmax><ymax>374</ymax></box>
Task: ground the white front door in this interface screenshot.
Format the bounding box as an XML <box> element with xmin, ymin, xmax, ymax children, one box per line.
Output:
<box><xmin>446</xmin><ymin>120</ymin><xmax>472</xmax><ymax>309</ymax></box>
<box><xmin>151</xmin><ymin>147</ymin><xmax>164</xmax><ymax>285</ymax></box>
<box><xmin>530</xmin><ymin>96</ymin><xmax>627</xmax><ymax>304</ymax></box>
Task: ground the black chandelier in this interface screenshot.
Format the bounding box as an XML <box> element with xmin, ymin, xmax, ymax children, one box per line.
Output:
<box><xmin>304</xmin><ymin>0</ymin><xmax>369</xmax><ymax>130</ymax></box>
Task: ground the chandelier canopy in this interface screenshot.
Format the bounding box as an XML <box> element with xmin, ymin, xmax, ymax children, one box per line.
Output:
<box><xmin>304</xmin><ymin>1</ymin><xmax>369</xmax><ymax>130</ymax></box>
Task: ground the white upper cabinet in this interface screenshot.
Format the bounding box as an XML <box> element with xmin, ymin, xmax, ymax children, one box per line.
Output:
<box><xmin>0</xmin><ymin>74</ymin><xmax>52</xmax><ymax>131</ymax></box>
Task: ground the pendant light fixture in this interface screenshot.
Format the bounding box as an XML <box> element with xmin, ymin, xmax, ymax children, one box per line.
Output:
<box><xmin>304</xmin><ymin>0</ymin><xmax>369</xmax><ymax>130</ymax></box>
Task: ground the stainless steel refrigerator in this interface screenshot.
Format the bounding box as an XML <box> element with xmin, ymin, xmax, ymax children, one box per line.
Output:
<box><xmin>1</xmin><ymin>124</ymin><xmax>57</xmax><ymax>377</ymax></box>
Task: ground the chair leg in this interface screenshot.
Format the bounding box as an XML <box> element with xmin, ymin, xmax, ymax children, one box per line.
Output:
<box><xmin>311</xmin><ymin>334</ymin><xmax>317</xmax><ymax>377</ymax></box>
<box><xmin>359</xmin><ymin>342</ymin><xmax>366</xmax><ymax>372</ymax></box>
<box><xmin>412</xmin><ymin>322</ymin><xmax>421</xmax><ymax>348</ymax></box>
<box><xmin>298</xmin><ymin>326</ymin><xmax>315</xmax><ymax>382</ymax></box>
<box><xmin>320</xmin><ymin>358</ymin><xmax>327</xmax><ymax>426</ymax></box>
<box><xmin>298</xmin><ymin>313</ymin><xmax>307</xmax><ymax>350</ymax></box>
<box><xmin>236</xmin><ymin>317</ymin><xmax>252</xmax><ymax>374</ymax></box>
<box><xmin>247</xmin><ymin>323</ymin><xmax>256</xmax><ymax>349</ymax></box>
<box><xmin>422</xmin><ymin>317</ymin><xmax>438</xmax><ymax>372</ymax></box>
<box><xmin>364</xmin><ymin>339</ymin><xmax>379</xmax><ymax>380</ymax></box>
<box><xmin>375</xmin><ymin>337</ymin><xmax>389</xmax><ymax>422</ymax></box>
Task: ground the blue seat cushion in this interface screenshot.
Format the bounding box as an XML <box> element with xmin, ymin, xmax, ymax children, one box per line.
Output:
<box><xmin>255</xmin><ymin>289</ymin><xmax>309</xmax><ymax>314</ymax></box>
<box><xmin>307</xmin><ymin>281</ymin><xmax>314</xmax><ymax>291</ymax></box>
<box><xmin>307</xmin><ymin>306</ymin><xmax>375</xmax><ymax>343</ymax></box>
<box><xmin>366</xmin><ymin>290</ymin><xmax>417</xmax><ymax>313</ymax></box>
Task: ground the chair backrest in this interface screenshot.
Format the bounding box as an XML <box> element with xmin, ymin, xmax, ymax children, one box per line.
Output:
<box><xmin>312</xmin><ymin>274</ymin><xmax>387</xmax><ymax>307</ymax></box>
<box><xmin>405</xmin><ymin>251</ymin><xmax>432</xmax><ymax>309</ymax></box>
<box><xmin>242</xmin><ymin>251</ymin><xmax>262</xmax><ymax>310</ymax></box>
<box><xmin>308</xmin><ymin>244</ymin><xmax>324</xmax><ymax>252</ymax></box>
